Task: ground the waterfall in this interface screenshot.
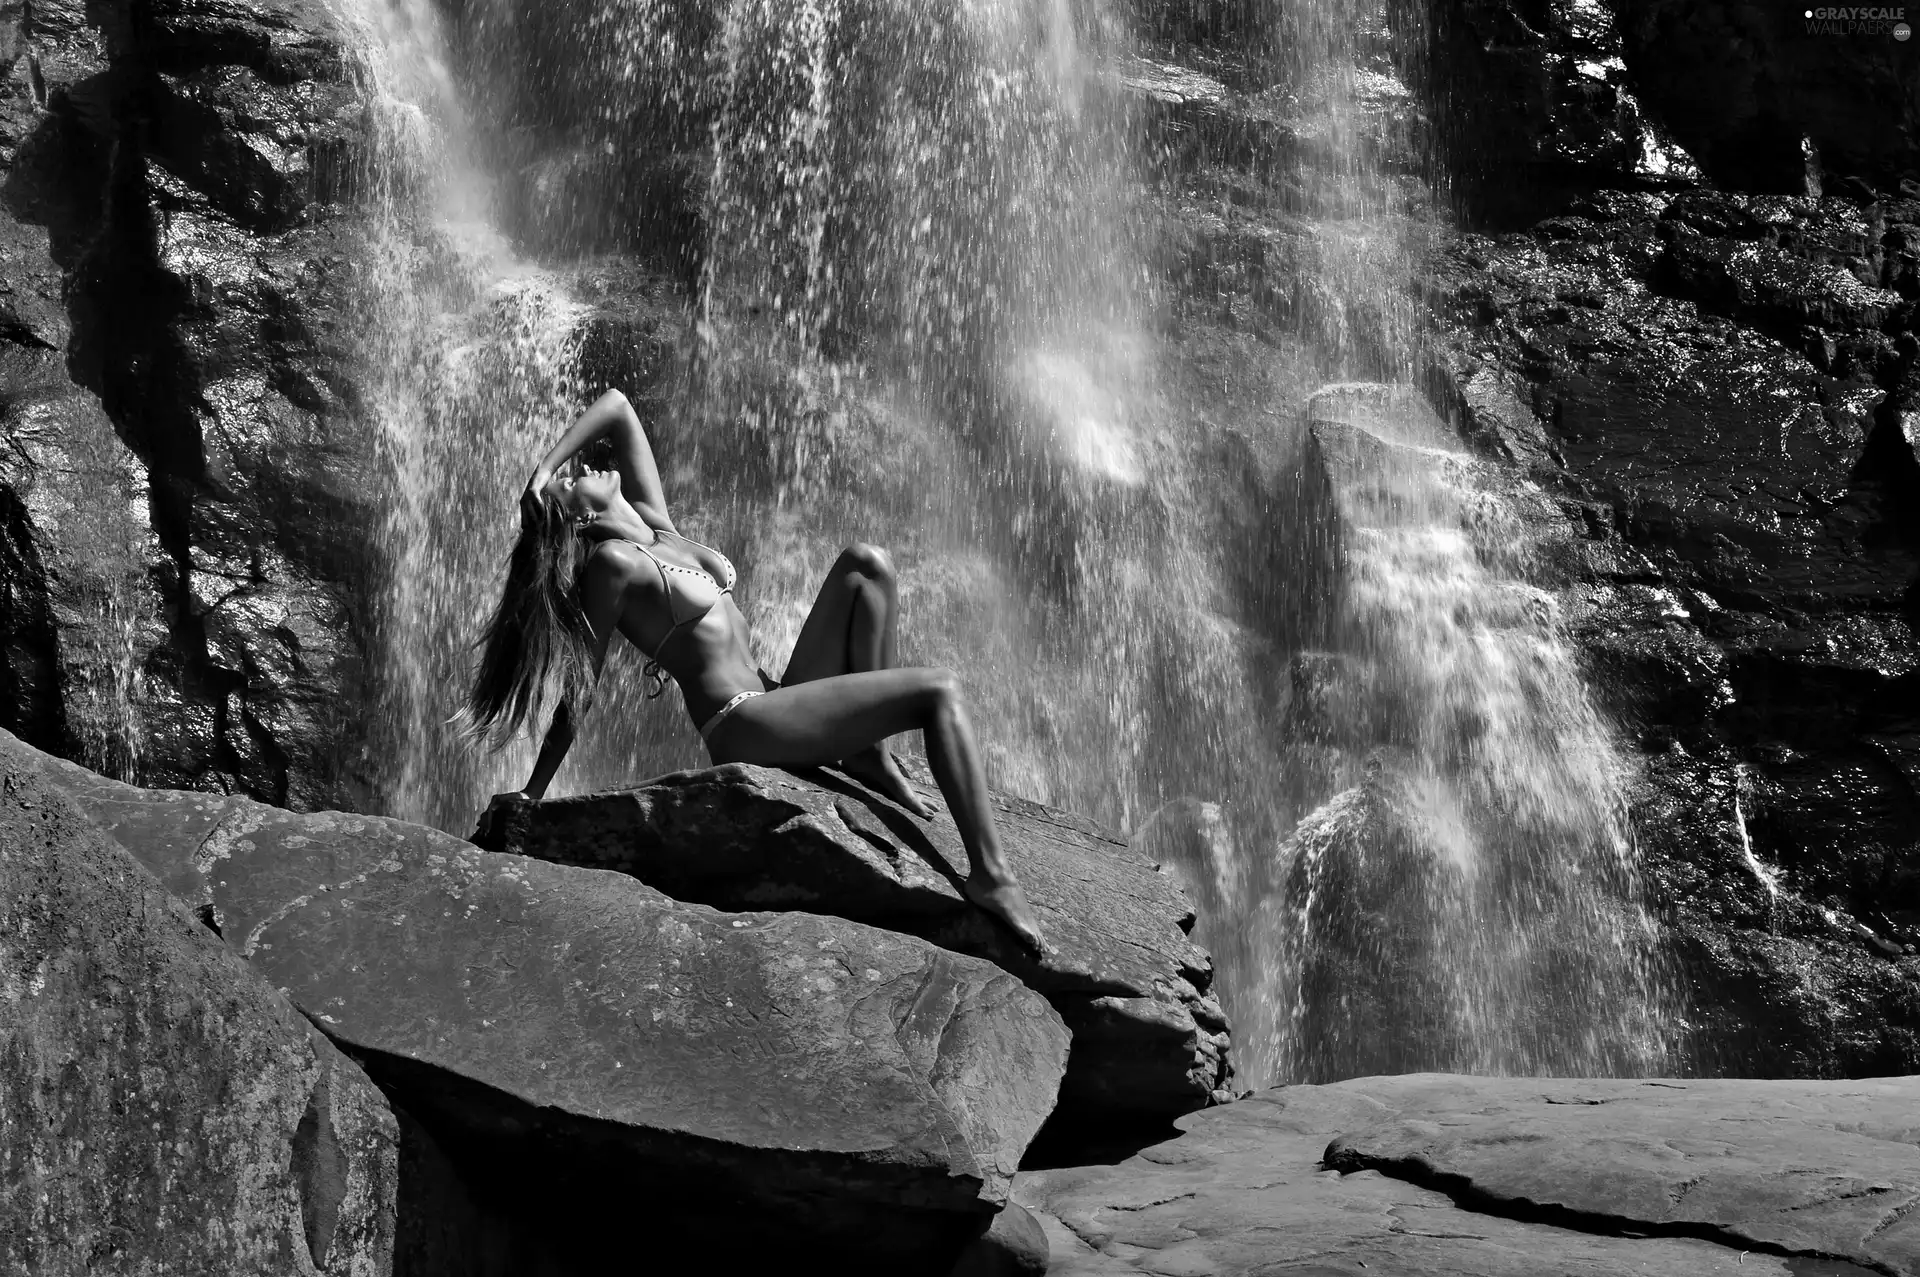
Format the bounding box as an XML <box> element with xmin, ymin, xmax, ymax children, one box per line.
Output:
<box><xmin>1242</xmin><ymin>384</ymin><xmax>1670</xmax><ymax>1081</ymax></box>
<box><xmin>1193</xmin><ymin>0</ymin><xmax>1673</xmax><ymax>1081</ymax></box>
<box><xmin>433</xmin><ymin>0</ymin><xmax>1306</xmax><ymax>838</ymax></box>
<box><xmin>329</xmin><ymin>0</ymin><xmax>591</xmax><ymax>831</ymax></box>
<box><xmin>330</xmin><ymin>0</ymin><xmax>1670</xmax><ymax>1081</ymax></box>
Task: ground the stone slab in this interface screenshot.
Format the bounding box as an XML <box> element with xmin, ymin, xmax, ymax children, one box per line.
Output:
<box><xmin>1325</xmin><ymin>1074</ymin><xmax>1920</xmax><ymax>1275</ymax></box>
<box><xmin>10</xmin><ymin>730</ymin><xmax>1071</xmax><ymax>1264</ymax></box>
<box><xmin>480</xmin><ymin>762</ymin><xmax>1233</xmax><ymax>1122</ymax></box>
<box><xmin>1017</xmin><ymin>1075</ymin><xmax>1916</xmax><ymax>1276</ymax></box>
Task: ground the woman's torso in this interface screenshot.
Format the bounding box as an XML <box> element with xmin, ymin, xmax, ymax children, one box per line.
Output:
<box><xmin>604</xmin><ymin>529</ymin><xmax>762</xmax><ymax>720</ymax></box>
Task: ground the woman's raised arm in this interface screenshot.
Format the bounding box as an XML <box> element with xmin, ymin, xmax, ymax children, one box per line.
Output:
<box><xmin>527</xmin><ymin>389</ymin><xmax>674</xmax><ymax>530</ymax></box>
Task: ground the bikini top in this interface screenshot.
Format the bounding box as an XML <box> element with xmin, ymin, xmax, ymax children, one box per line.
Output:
<box><xmin>623</xmin><ymin>529</ymin><xmax>737</xmax><ymax>698</ymax></box>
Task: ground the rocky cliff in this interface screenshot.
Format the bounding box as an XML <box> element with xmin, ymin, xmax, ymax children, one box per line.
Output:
<box><xmin>0</xmin><ymin>0</ymin><xmax>381</xmax><ymax>808</ymax></box>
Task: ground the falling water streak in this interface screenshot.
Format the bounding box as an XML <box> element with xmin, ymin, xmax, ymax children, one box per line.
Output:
<box><xmin>525</xmin><ymin>0</ymin><xmax>1270</xmax><ymax>836</ymax></box>
<box><xmin>1248</xmin><ymin>382</ymin><xmax>1671</xmax><ymax>1084</ymax></box>
<box><xmin>1732</xmin><ymin>765</ymin><xmax>1781</xmax><ymax>900</ymax></box>
<box><xmin>45</xmin><ymin>407</ymin><xmax>152</xmax><ymax>785</ymax></box>
<box><xmin>329</xmin><ymin>0</ymin><xmax>593</xmax><ymax>831</ymax></box>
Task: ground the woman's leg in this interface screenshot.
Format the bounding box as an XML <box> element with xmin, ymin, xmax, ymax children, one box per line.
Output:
<box><xmin>709</xmin><ymin>667</ymin><xmax>1049</xmax><ymax>955</ymax></box>
<box><xmin>779</xmin><ymin>543</ymin><xmax>927</xmax><ymax>815</ymax></box>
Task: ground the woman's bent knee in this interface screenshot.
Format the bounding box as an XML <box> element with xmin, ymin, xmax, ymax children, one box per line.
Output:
<box><xmin>841</xmin><ymin>542</ymin><xmax>894</xmax><ymax>582</ymax></box>
<box><xmin>925</xmin><ymin>666</ymin><xmax>962</xmax><ymax>702</ymax></box>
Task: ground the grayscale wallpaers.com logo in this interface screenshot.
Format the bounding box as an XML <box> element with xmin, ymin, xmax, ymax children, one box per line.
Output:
<box><xmin>1803</xmin><ymin>5</ymin><xmax>1911</xmax><ymax>36</ymax></box>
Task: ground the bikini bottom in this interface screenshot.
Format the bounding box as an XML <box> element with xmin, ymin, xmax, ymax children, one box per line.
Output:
<box><xmin>697</xmin><ymin>669</ymin><xmax>781</xmax><ymax>742</ymax></box>
<box><xmin>698</xmin><ymin>689</ymin><xmax>762</xmax><ymax>741</ymax></box>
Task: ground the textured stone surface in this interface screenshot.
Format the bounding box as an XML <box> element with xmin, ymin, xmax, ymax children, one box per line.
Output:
<box><xmin>0</xmin><ymin>728</ymin><xmax>398</xmax><ymax>1276</ymax></box>
<box><xmin>951</xmin><ymin>1201</ymin><xmax>1052</xmax><ymax>1277</ymax></box>
<box><xmin>14</xmin><ymin>730</ymin><xmax>1070</xmax><ymax>1267</ymax></box>
<box><xmin>1325</xmin><ymin>1075</ymin><xmax>1920</xmax><ymax>1274</ymax></box>
<box><xmin>478</xmin><ymin>762</ymin><xmax>1232</xmax><ymax>1124</ymax></box>
<box><xmin>1421</xmin><ymin>186</ymin><xmax>1920</xmax><ymax>1076</ymax></box>
<box><xmin>0</xmin><ymin>0</ymin><xmax>165</xmax><ymax>781</ymax></box>
<box><xmin>0</xmin><ymin>0</ymin><xmax>383</xmax><ymax>808</ymax></box>
<box><xmin>1017</xmin><ymin>1075</ymin><xmax>1920</xmax><ymax>1276</ymax></box>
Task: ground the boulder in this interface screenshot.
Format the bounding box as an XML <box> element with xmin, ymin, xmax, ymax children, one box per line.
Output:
<box><xmin>1016</xmin><ymin>1074</ymin><xmax>1920</xmax><ymax>1276</ymax></box>
<box><xmin>13</xmin><ymin>729</ymin><xmax>1071</xmax><ymax>1271</ymax></box>
<box><xmin>950</xmin><ymin>1201</ymin><xmax>1052</xmax><ymax>1277</ymax></box>
<box><xmin>0</xmin><ymin>725</ymin><xmax>398</xmax><ymax>1276</ymax></box>
<box><xmin>475</xmin><ymin>761</ymin><xmax>1233</xmax><ymax>1126</ymax></box>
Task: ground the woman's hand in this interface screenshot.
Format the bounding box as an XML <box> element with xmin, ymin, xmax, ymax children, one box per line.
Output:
<box><xmin>472</xmin><ymin>789</ymin><xmax>534</xmax><ymax>847</ymax></box>
<box><xmin>519</xmin><ymin>468</ymin><xmax>554</xmax><ymax>529</ymax></box>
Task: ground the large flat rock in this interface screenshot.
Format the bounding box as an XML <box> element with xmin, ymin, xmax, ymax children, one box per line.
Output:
<box><xmin>1017</xmin><ymin>1074</ymin><xmax>1918</xmax><ymax>1276</ymax></box>
<box><xmin>476</xmin><ymin>762</ymin><xmax>1233</xmax><ymax>1124</ymax></box>
<box><xmin>1</xmin><ymin>731</ymin><xmax>398</xmax><ymax>1277</ymax></box>
<box><xmin>1324</xmin><ymin>1074</ymin><xmax>1920</xmax><ymax>1275</ymax></box>
<box><xmin>11</xmin><ymin>731</ymin><xmax>1070</xmax><ymax>1269</ymax></box>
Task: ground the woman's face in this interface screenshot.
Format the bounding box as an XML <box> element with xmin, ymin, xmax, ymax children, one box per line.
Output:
<box><xmin>545</xmin><ymin>467</ymin><xmax>621</xmax><ymax>523</ymax></box>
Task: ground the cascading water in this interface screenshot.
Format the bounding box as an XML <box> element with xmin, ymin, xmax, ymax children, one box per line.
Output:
<box><xmin>436</xmin><ymin>0</ymin><xmax>1310</xmax><ymax>843</ymax></box>
<box><xmin>1242</xmin><ymin>384</ymin><xmax>1670</xmax><ymax>1082</ymax></box>
<box><xmin>330</xmin><ymin>0</ymin><xmax>596</xmax><ymax>831</ymax></box>
<box><xmin>337</xmin><ymin>0</ymin><xmax>1671</xmax><ymax>1083</ymax></box>
<box><xmin>1204</xmin><ymin>0</ymin><xmax>1672</xmax><ymax>1082</ymax></box>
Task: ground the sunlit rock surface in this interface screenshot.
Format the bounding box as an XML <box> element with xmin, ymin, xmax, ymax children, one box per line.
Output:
<box><xmin>476</xmin><ymin>762</ymin><xmax>1235</xmax><ymax>1126</ymax></box>
<box><xmin>1018</xmin><ymin>1074</ymin><xmax>1920</xmax><ymax>1277</ymax></box>
<box><xmin>13</xmin><ymin>730</ymin><xmax>1070</xmax><ymax>1271</ymax></box>
<box><xmin>0</xmin><ymin>731</ymin><xmax>399</xmax><ymax>1277</ymax></box>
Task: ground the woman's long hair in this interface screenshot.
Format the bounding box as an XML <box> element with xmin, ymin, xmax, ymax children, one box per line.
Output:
<box><xmin>464</xmin><ymin>489</ymin><xmax>595</xmax><ymax>746</ymax></box>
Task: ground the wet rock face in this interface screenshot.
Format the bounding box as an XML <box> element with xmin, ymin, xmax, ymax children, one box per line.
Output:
<box><xmin>0</xmin><ymin>0</ymin><xmax>381</xmax><ymax>809</ymax></box>
<box><xmin>0</xmin><ymin>733</ymin><xmax>399</xmax><ymax>1277</ymax></box>
<box><xmin>15</xmin><ymin>730</ymin><xmax>1071</xmax><ymax>1273</ymax></box>
<box><xmin>476</xmin><ymin>762</ymin><xmax>1234</xmax><ymax>1129</ymax></box>
<box><xmin>1422</xmin><ymin>185</ymin><xmax>1920</xmax><ymax>1074</ymax></box>
<box><xmin>0</xmin><ymin>1</ymin><xmax>159</xmax><ymax>781</ymax></box>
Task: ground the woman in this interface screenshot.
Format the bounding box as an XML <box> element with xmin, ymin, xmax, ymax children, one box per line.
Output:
<box><xmin>468</xmin><ymin>388</ymin><xmax>1049</xmax><ymax>956</ymax></box>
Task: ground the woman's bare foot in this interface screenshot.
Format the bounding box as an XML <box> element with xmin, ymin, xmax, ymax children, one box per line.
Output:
<box><xmin>964</xmin><ymin>872</ymin><xmax>1052</xmax><ymax>958</ymax></box>
<box><xmin>835</xmin><ymin>746</ymin><xmax>932</xmax><ymax>818</ymax></box>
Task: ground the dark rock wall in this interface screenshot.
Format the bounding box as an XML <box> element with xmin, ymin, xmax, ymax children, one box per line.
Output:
<box><xmin>0</xmin><ymin>0</ymin><xmax>379</xmax><ymax>809</ymax></box>
<box><xmin>1411</xmin><ymin>0</ymin><xmax>1918</xmax><ymax>222</ymax></box>
<box><xmin>1614</xmin><ymin>0</ymin><xmax>1919</xmax><ymax>193</ymax></box>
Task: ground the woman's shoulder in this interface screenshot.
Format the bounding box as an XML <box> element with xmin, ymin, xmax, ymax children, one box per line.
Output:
<box><xmin>583</xmin><ymin>538</ymin><xmax>661</xmax><ymax>588</ymax></box>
